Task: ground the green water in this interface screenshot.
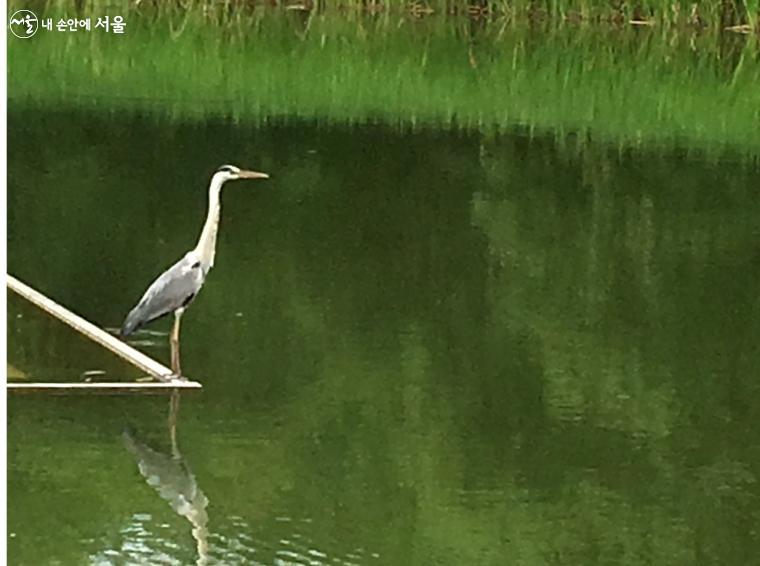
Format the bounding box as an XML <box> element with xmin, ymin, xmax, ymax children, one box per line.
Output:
<box><xmin>7</xmin><ymin>14</ymin><xmax>760</xmax><ymax>566</ymax></box>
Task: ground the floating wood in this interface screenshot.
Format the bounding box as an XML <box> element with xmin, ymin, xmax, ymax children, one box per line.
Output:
<box><xmin>7</xmin><ymin>274</ymin><xmax>202</xmax><ymax>391</ymax></box>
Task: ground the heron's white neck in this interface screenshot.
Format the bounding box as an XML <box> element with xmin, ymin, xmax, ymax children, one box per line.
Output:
<box><xmin>194</xmin><ymin>174</ymin><xmax>225</xmax><ymax>272</ymax></box>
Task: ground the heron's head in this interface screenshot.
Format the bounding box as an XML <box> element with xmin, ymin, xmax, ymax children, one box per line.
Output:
<box><xmin>214</xmin><ymin>164</ymin><xmax>269</xmax><ymax>183</ymax></box>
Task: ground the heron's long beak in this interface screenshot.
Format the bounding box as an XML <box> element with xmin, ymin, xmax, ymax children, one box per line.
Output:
<box><xmin>238</xmin><ymin>170</ymin><xmax>269</xmax><ymax>179</ymax></box>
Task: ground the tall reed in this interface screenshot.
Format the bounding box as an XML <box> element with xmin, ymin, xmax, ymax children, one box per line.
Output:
<box><xmin>14</xmin><ymin>0</ymin><xmax>760</xmax><ymax>31</ymax></box>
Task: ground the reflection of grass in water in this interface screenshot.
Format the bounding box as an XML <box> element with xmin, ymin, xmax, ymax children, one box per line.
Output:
<box><xmin>8</xmin><ymin>12</ymin><xmax>760</xmax><ymax>154</ymax></box>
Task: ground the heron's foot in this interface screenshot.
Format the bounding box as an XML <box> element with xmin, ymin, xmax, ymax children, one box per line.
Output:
<box><xmin>170</xmin><ymin>352</ymin><xmax>181</xmax><ymax>377</ymax></box>
<box><xmin>168</xmin><ymin>372</ymin><xmax>187</xmax><ymax>382</ymax></box>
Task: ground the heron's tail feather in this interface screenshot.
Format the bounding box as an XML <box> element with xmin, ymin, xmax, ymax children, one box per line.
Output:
<box><xmin>120</xmin><ymin>307</ymin><xmax>143</xmax><ymax>337</ymax></box>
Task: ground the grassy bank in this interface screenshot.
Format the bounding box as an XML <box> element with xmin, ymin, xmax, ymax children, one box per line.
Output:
<box><xmin>8</xmin><ymin>8</ymin><xmax>760</xmax><ymax>156</ymax></box>
<box><xmin>21</xmin><ymin>0</ymin><xmax>760</xmax><ymax>31</ymax></box>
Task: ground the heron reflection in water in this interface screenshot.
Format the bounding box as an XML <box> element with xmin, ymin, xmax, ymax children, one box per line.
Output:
<box><xmin>120</xmin><ymin>165</ymin><xmax>269</xmax><ymax>376</ymax></box>
<box><xmin>123</xmin><ymin>391</ymin><xmax>209</xmax><ymax>565</ymax></box>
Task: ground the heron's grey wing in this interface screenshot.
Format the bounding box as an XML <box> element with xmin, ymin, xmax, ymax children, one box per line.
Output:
<box><xmin>121</xmin><ymin>253</ymin><xmax>205</xmax><ymax>336</ymax></box>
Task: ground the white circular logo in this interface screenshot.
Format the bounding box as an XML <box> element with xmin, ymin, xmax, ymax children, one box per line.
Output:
<box><xmin>9</xmin><ymin>9</ymin><xmax>38</xmax><ymax>39</ymax></box>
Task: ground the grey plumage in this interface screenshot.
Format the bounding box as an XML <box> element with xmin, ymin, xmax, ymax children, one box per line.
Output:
<box><xmin>121</xmin><ymin>251</ymin><xmax>206</xmax><ymax>337</ymax></box>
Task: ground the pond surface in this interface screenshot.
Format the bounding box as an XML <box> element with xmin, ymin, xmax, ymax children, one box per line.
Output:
<box><xmin>8</xmin><ymin>107</ymin><xmax>760</xmax><ymax>565</ymax></box>
<box><xmin>7</xmin><ymin>15</ymin><xmax>760</xmax><ymax>563</ymax></box>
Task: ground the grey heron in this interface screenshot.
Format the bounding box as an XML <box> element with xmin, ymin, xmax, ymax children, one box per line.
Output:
<box><xmin>120</xmin><ymin>164</ymin><xmax>269</xmax><ymax>376</ymax></box>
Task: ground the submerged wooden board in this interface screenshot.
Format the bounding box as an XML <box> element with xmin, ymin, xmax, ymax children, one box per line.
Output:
<box><xmin>8</xmin><ymin>381</ymin><xmax>201</xmax><ymax>393</ymax></box>
<box><xmin>8</xmin><ymin>364</ymin><xmax>27</xmax><ymax>381</ymax></box>
<box><xmin>7</xmin><ymin>274</ymin><xmax>202</xmax><ymax>392</ymax></box>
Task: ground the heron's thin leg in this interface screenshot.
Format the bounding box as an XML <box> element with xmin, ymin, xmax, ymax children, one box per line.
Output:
<box><xmin>170</xmin><ymin>310</ymin><xmax>183</xmax><ymax>376</ymax></box>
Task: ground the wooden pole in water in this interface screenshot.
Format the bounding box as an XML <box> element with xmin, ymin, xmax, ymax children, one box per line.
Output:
<box><xmin>7</xmin><ymin>274</ymin><xmax>201</xmax><ymax>389</ymax></box>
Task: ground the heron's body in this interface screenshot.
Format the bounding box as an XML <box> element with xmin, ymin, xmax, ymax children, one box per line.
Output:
<box><xmin>121</xmin><ymin>251</ymin><xmax>205</xmax><ymax>336</ymax></box>
<box><xmin>120</xmin><ymin>164</ymin><xmax>269</xmax><ymax>375</ymax></box>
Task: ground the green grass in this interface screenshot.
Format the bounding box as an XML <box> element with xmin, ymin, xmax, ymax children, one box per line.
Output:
<box><xmin>24</xmin><ymin>0</ymin><xmax>760</xmax><ymax>30</ymax></box>
<box><xmin>8</xmin><ymin>9</ymin><xmax>760</xmax><ymax>156</ymax></box>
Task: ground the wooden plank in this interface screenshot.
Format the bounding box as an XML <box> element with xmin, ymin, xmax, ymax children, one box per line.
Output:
<box><xmin>7</xmin><ymin>274</ymin><xmax>199</xmax><ymax>387</ymax></box>
<box><xmin>8</xmin><ymin>381</ymin><xmax>202</xmax><ymax>394</ymax></box>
